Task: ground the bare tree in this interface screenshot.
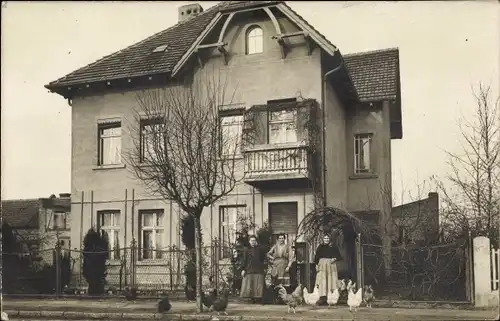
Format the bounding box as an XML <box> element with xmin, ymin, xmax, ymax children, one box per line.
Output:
<box><xmin>434</xmin><ymin>83</ymin><xmax>500</xmax><ymax>246</ymax></box>
<box><xmin>125</xmin><ymin>71</ymin><xmax>242</xmax><ymax>312</ymax></box>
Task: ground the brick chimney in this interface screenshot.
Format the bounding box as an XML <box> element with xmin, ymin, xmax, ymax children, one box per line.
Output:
<box><xmin>178</xmin><ymin>3</ymin><xmax>203</xmax><ymax>22</ymax></box>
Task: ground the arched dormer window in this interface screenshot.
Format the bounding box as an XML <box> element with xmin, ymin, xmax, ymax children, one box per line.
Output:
<box><xmin>246</xmin><ymin>26</ymin><xmax>263</xmax><ymax>55</ymax></box>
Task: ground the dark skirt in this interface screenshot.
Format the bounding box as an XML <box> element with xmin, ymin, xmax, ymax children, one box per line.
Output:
<box><xmin>240</xmin><ymin>273</ymin><xmax>265</xmax><ymax>299</ymax></box>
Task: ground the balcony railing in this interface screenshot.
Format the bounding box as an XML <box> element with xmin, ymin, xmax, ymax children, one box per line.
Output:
<box><xmin>244</xmin><ymin>144</ymin><xmax>312</xmax><ymax>184</ymax></box>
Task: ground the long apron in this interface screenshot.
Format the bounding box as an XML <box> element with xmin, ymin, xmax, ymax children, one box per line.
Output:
<box><xmin>271</xmin><ymin>258</ymin><xmax>290</xmax><ymax>286</ymax></box>
<box><xmin>315</xmin><ymin>258</ymin><xmax>338</xmax><ymax>297</ymax></box>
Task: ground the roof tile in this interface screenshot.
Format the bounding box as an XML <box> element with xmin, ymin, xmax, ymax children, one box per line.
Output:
<box><xmin>1</xmin><ymin>199</ymin><xmax>40</xmax><ymax>229</ymax></box>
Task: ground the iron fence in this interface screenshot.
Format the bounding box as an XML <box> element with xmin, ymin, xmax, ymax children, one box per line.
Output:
<box><xmin>2</xmin><ymin>239</ymin><xmax>240</xmax><ymax>298</ymax></box>
<box><xmin>361</xmin><ymin>238</ymin><xmax>470</xmax><ymax>301</ymax></box>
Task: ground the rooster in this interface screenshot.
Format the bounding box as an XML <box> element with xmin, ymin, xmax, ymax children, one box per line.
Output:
<box><xmin>346</xmin><ymin>280</ymin><xmax>363</xmax><ymax>312</ymax></box>
<box><xmin>303</xmin><ymin>284</ymin><xmax>320</xmax><ymax>306</ymax></box>
<box><xmin>202</xmin><ymin>287</ymin><xmax>218</xmax><ymax>310</ymax></box>
<box><xmin>363</xmin><ymin>285</ymin><xmax>375</xmax><ymax>308</ymax></box>
<box><xmin>275</xmin><ymin>284</ymin><xmax>304</xmax><ymax>314</ymax></box>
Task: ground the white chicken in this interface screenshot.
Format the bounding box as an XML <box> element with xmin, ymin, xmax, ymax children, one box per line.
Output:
<box><xmin>303</xmin><ymin>284</ymin><xmax>320</xmax><ymax>306</ymax></box>
<box><xmin>1</xmin><ymin>311</ymin><xmax>9</xmax><ymax>321</ymax></box>
<box><xmin>346</xmin><ymin>280</ymin><xmax>363</xmax><ymax>312</ymax></box>
<box><xmin>326</xmin><ymin>288</ymin><xmax>340</xmax><ymax>307</ymax></box>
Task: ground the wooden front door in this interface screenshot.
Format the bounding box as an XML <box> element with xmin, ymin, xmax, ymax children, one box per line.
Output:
<box><xmin>268</xmin><ymin>202</ymin><xmax>298</xmax><ymax>244</ymax></box>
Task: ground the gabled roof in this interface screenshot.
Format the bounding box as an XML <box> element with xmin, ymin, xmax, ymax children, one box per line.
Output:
<box><xmin>44</xmin><ymin>1</ymin><xmax>400</xmax><ymax>105</ymax></box>
<box><xmin>344</xmin><ymin>48</ymin><xmax>400</xmax><ymax>102</ymax></box>
<box><xmin>1</xmin><ymin>199</ymin><xmax>40</xmax><ymax>229</ymax></box>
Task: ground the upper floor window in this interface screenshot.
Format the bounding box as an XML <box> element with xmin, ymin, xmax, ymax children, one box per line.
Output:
<box><xmin>140</xmin><ymin>209</ymin><xmax>164</xmax><ymax>260</ymax></box>
<box><xmin>98</xmin><ymin>122</ymin><xmax>122</xmax><ymax>165</ymax></box>
<box><xmin>354</xmin><ymin>133</ymin><xmax>373</xmax><ymax>174</ymax></box>
<box><xmin>220</xmin><ymin>205</ymin><xmax>246</xmax><ymax>259</ymax></box>
<box><xmin>50</xmin><ymin>212</ymin><xmax>69</xmax><ymax>230</ymax></box>
<box><xmin>269</xmin><ymin>110</ymin><xmax>297</xmax><ymax>144</ymax></box>
<box><xmin>220</xmin><ymin>113</ymin><xmax>243</xmax><ymax>157</ymax></box>
<box><xmin>140</xmin><ymin>117</ymin><xmax>164</xmax><ymax>163</ymax></box>
<box><xmin>98</xmin><ymin>210</ymin><xmax>121</xmax><ymax>260</ymax></box>
<box><xmin>246</xmin><ymin>26</ymin><xmax>263</xmax><ymax>55</ymax></box>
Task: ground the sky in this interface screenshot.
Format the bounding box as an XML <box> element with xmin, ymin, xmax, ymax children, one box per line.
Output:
<box><xmin>1</xmin><ymin>1</ymin><xmax>499</xmax><ymax>204</ymax></box>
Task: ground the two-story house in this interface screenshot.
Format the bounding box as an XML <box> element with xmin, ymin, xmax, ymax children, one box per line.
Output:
<box><xmin>45</xmin><ymin>1</ymin><xmax>402</xmax><ymax>286</ymax></box>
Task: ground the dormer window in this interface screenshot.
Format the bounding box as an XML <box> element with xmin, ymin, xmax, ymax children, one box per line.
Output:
<box><xmin>246</xmin><ymin>26</ymin><xmax>263</xmax><ymax>55</ymax></box>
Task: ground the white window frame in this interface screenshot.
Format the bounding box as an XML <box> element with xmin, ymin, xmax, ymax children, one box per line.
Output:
<box><xmin>140</xmin><ymin>210</ymin><xmax>165</xmax><ymax>260</ymax></box>
<box><xmin>354</xmin><ymin>133</ymin><xmax>373</xmax><ymax>174</ymax></box>
<box><xmin>140</xmin><ymin>117</ymin><xmax>164</xmax><ymax>163</ymax></box>
<box><xmin>220</xmin><ymin>205</ymin><xmax>246</xmax><ymax>259</ymax></box>
<box><xmin>98</xmin><ymin>210</ymin><xmax>121</xmax><ymax>261</ymax></box>
<box><xmin>51</xmin><ymin>211</ymin><xmax>68</xmax><ymax>230</ymax></box>
<box><xmin>268</xmin><ymin>109</ymin><xmax>297</xmax><ymax>144</ymax></box>
<box><xmin>98</xmin><ymin>122</ymin><xmax>122</xmax><ymax>165</ymax></box>
<box><xmin>246</xmin><ymin>26</ymin><xmax>263</xmax><ymax>55</ymax></box>
<box><xmin>220</xmin><ymin>114</ymin><xmax>243</xmax><ymax>157</ymax></box>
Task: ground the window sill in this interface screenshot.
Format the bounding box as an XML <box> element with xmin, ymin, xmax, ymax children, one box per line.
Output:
<box><xmin>137</xmin><ymin>258</ymin><xmax>170</xmax><ymax>266</ymax></box>
<box><xmin>349</xmin><ymin>173</ymin><xmax>379</xmax><ymax>180</ymax></box>
<box><xmin>93</xmin><ymin>164</ymin><xmax>126</xmax><ymax>171</ymax></box>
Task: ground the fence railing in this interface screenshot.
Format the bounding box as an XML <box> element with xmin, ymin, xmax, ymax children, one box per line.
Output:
<box><xmin>491</xmin><ymin>246</ymin><xmax>499</xmax><ymax>291</ymax></box>
<box><xmin>2</xmin><ymin>239</ymin><xmax>237</xmax><ymax>298</ymax></box>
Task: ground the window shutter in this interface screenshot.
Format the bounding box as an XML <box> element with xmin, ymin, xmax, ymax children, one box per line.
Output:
<box><xmin>269</xmin><ymin>202</ymin><xmax>298</xmax><ymax>236</ymax></box>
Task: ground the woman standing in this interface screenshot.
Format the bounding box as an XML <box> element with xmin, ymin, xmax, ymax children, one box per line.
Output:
<box><xmin>314</xmin><ymin>234</ymin><xmax>343</xmax><ymax>304</ymax></box>
<box><xmin>267</xmin><ymin>234</ymin><xmax>294</xmax><ymax>286</ymax></box>
<box><xmin>240</xmin><ymin>235</ymin><xmax>267</xmax><ymax>303</ymax></box>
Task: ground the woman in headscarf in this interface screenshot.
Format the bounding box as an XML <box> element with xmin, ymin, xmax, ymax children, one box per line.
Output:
<box><xmin>267</xmin><ymin>234</ymin><xmax>294</xmax><ymax>286</ymax></box>
<box><xmin>240</xmin><ymin>235</ymin><xmax>267</xmax><ymax>303</ymax></box>
<box><xmin>314</xmin><ymin>234</ymin><xmax>343</xmax><ymax>305</ymax></box>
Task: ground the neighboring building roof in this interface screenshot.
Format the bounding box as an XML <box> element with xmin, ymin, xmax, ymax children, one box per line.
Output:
<box><xmin>344</xmin><ymin>48</ymin><xmax>400</xmax><ymax>102</ymax></box>
<box><xmin>1</xmin><ymin>199</ymin><xmax>40</xmax><ymax>229</ymax></box>
<box><xmin>44</xmin><ymin>1</ymin><xmax>401</xmax><ymax>104</ymax></box>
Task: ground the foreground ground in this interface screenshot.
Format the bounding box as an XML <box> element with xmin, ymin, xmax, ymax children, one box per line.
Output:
<box><xmin>2</xmin><ymin>297</ymin><xmax>499</xmax><ymax>320</ymax></box>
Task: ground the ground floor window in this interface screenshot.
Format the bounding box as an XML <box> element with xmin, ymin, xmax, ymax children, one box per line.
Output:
<box><xmin>97</xmin><ymin>210</ymin><xmax>121</xmax><ymax>260</ymax></box>
<box><xmin>139</xmin><ymin>209</ymin><xmax>164</xmax><ymax>260</ymax></box>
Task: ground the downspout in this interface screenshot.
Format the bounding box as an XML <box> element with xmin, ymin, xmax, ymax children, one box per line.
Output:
<box><xmin>321</xmin><ymin>58</ymin><xmax>344</xmax><ymax>207</ymax></box>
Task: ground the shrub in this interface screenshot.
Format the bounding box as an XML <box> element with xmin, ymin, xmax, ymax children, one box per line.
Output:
<box><xmin>82</xmin><ymin>228</ymin><xmax>109</xmax><ymax>295</ymax></box>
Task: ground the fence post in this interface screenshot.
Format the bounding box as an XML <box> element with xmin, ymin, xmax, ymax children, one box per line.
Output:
<box><xmin>214</xmin><ymin>238</ymin><xmax>219</xmax><ymax>290</ymax></box>
<box><xmin>473</xmin><ymin>236</ymin><xmax>494</xmax><ymax>307</ymax></box>
<box><xmin>55</xmin><ymin>241</ymin><xmax>62</xmax><ymax>297</ymax></box>
<box><xmin>130</xmin><ymin>239</ymin><xmax>137</xmax><ymax>289</ymax></box>
<box><xmin>355</xmin><ymin>233</ymin><xmax>363</xmax><ymax>289</ymax></box>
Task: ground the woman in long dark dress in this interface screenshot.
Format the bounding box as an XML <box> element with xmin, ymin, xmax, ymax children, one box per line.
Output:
<box><xmin>240</xmin><ymin>235</ymin><xmax>267</xmax><ymax>303</ymax></box>
<box><xmin>314</xmin><ymin>234</ymin><xmax>343</xmax><ymax>304</ymax></box>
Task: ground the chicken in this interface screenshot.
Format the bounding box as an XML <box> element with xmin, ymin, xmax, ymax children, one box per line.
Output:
<box><xmin>275</xmin><ymin>284</ymin><xmax>304</xmax><ymax>314</ymax></box>
<box><xmin>303</xmin><ymin>284</ymin><xmax>320</xmax><ymax>306</ymax></box>
<box><xmin>1</xmin><ymin>311</ymin><xmax>9</xmax><ymax>321</ymax></box>
<box><xmin>326</xmin><ymin>288</ymin><xmax>340</xmax><ymax>307</ymax></box>
<box><xmin>211</xmin><ymin>289</ymin><xmax>230</xmax><ymax>315</ymax></box>
<box><xmin>122</xmin><ymin>286</ymin><xmax>137</xmax><ymax>301</ymax></box>
<box><xmin>202</xmin><ymin>287</ymin><xmax>218</xmax><ymax>310</ymax></box>
<box><xmin>157</xmin><ymin>296</ymin><xmax>171</xmax><ymax>313</ymax></box>
<box><xmin>346</xmin><ymin>280</ymin><xmax>363</xmax><ymax>312</ymax></box>
<box><xmin>363</xmin><ymin>285</ymin><xmax>375</xmax><ymax>308</ymax></box>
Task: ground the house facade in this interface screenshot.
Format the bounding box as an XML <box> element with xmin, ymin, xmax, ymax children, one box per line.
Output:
<box><xmin>45</xmin><ymin>1</ymin><xmax>402</xmax><ymax>286</ymax></box>
<box><xmin>1</xmin><ymin>194</ymin><xmax>71</xmax><ymax>257</ymax></box>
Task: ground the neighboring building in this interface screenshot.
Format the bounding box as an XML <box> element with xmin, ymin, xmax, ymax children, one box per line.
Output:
<box><xmin>45</xmin><ymin>1</ymin><xmax>402</xmax><ymax>286</ymax></box>
<box><xmin>1</xmin><ymin>194</ymin><xmax>71</xmax><ymax>256</ymax></box>
<box><xmin>392</xmin><ymin>192</ymin><xmax>440</xmax><ymax>244</ymax></box>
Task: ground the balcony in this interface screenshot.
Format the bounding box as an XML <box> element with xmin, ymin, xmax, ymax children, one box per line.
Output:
<box><xmin>244</xmin><ymin>143</ymin><xmax>313</xmax><ymax>188</ymax></box>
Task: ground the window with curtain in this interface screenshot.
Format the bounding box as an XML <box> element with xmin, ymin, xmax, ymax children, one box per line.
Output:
<box><xmin>98</xmin><ymin>123</ymin><xmax>122</xmax><ymax>165</ymax></box>
<box><xmin>220</xmin><ymin>205</ymin><xmax>246</xmax><ymax>259</ymax></box>
<box><xmin>98</xmin><ymin>210</ymin><xmax>121</xmax><ymax>260</ymax></box>
<box><xmin>268</xmin><ymin>110</ymin><xmax>297</xmax><ymax>144</ymax></box>
<box><xmin>220</xmin><ymin>114</ymin><xmax>243</xmax><ymax>157</ymax></box>
<box><xmin>140</xmin><ymin>210</ymin><xmax>164</xmax><ymax>260</ymax></box>
<box><xmin>51</xmin><ymin>212</ymin><xmax>68</xmax><ymax>230</ymax></box>
<box><xmin>246</xmin><ymin>26</ymin><xmax>263</xmax><ymax>55</ymax></box>
<box><xmin>354</xmin><ymin>133</ymin><xmax>373</xmax><ymax>174</ymax></box>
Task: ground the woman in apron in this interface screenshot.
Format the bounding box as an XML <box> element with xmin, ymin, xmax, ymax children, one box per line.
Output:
<box><xmin>267</xmin><ymin>234</ymin><xmax>294</xmax><ymax>286</ymax></box>
<box><xmin>314</xmin><ymin>234</ymin><xmax>343</xmax><ymax>305</ymax></box>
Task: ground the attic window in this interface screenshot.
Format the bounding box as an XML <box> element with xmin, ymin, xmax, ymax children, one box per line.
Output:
<box><xmin>152</xmin><ymin>45</ymin><xmax>169</xmax><ymax>53</ymax></box>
